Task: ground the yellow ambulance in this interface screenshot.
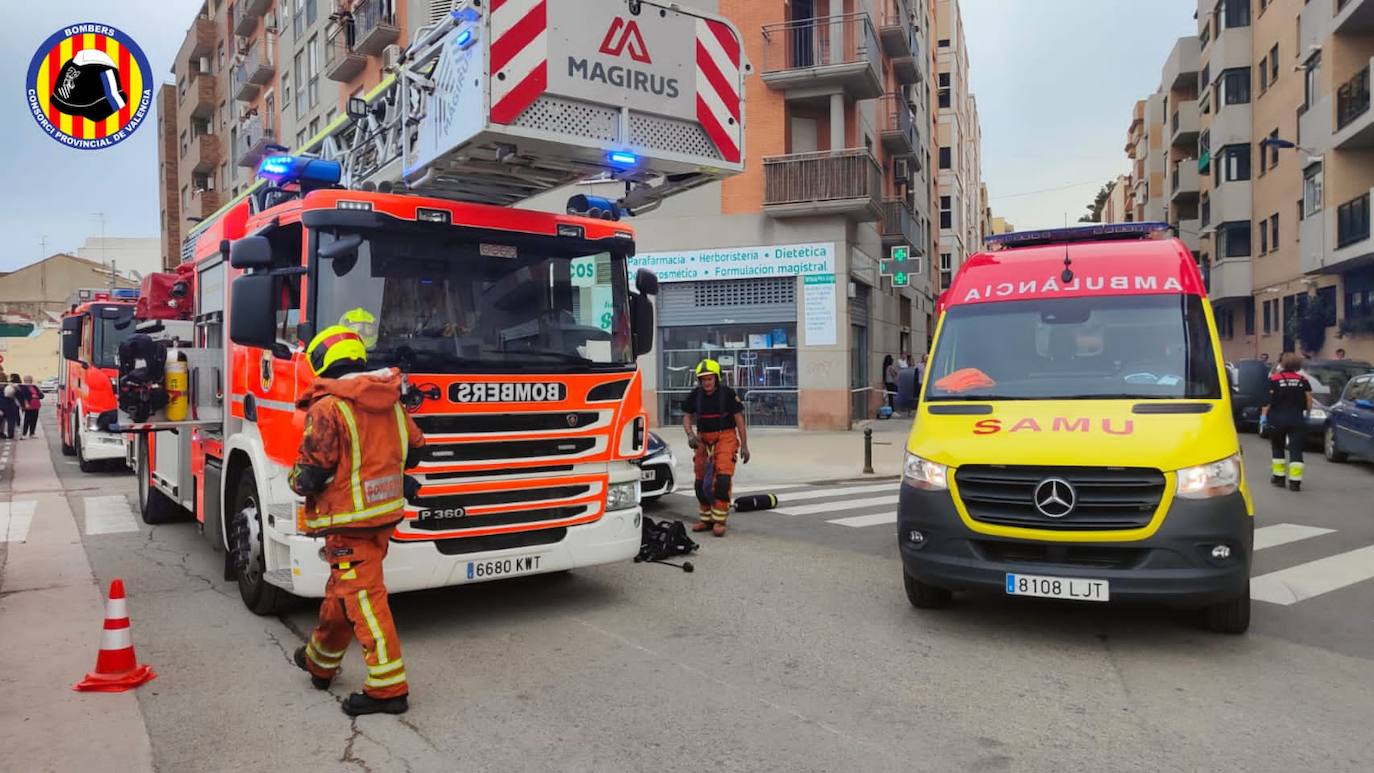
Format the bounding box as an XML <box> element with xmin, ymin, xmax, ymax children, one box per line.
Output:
<box><xmin>897</xmin><ymin>222</ymin><xmax>1253</xmax><ymax>633</ymax></box>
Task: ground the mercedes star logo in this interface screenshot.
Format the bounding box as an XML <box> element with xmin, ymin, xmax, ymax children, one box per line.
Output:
<box><xmin>1033</xmin><ymin>477</ymin><xmax>1076</xmax><ymax>518</ymax></box>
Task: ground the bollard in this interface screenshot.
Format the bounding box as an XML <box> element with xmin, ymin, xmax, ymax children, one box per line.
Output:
<box><xmin>863</xmin><ymin>427</ymin><xmax>874</xmax><ymax>474</ymax></box>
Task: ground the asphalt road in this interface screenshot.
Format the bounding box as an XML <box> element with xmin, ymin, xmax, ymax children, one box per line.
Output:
<box><xmin>11</xmin><ymin>415</ymin><xmax>1374</xmax><ymax>772</ymax></box>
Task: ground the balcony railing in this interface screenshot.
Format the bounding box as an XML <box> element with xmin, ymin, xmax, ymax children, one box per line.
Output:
<box><xmin>879</xmin><ymin>0</ymin><xmax>920</xmax><ymax>82</ymax></box>
<box><xmin>325</xmin><ymin>25</ymin><xmax>367</xmax><ymax>82</ymax></box>
<box><xmin>236</xmin><ymin>114</ymin><xmax>276</xmax><ymax>168</ymax></box>
<box><xmin>760</xmin><ymin>14</ymin><xmax>883</xmax><ymax>99</ymax></box>
<box><xmin>762</xmin><ymin>148</ymin><xmax>882</xmax><ymax>221</ymax></box>
<box><xmin>881</xmin><ymin>197</ymin><xmax>917</xmax><ymax>247</ymax></box>
<box><xmin>1337</xmin><ymin>192</ymin><xmax>1371</xmax><ymax>249</ymax></box>
<box><xmin>231</xmin><ymin>42</ymin><xmax>275</xmax><ymax>102</ymax></box>
<box><xmin>352</xmin><ymin>0</ymin><xmax>401</xmax><ymax>56</ymax></box>
<box><xmin>880</xmin><ymin>94</ymin><xmax>917</xmax><ymax>155</ymax></box>
<box><xmin>187</xmin><ymin>132</ymin><xmax>221</xmax><ymax>175</ymax></box>
<box><xmin>1337</xmin><ymin>66</ymin><xmax>1370</xmax><ymax>132</ymax></box>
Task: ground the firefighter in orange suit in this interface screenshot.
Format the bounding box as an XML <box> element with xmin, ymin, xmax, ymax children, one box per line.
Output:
<box><xmin>682</xmin><ymin>359</ymin><xmax>750</xmax><ymax>537</ymax></box>
<box><xmin>289</xmin><ymin>325</ymin><xmax>426</xmax><ymax>716</ymax></box>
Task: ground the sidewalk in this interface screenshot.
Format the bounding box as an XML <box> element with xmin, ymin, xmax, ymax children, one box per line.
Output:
<box><xmin>654</xmin><ymin>416</ymin><xmax>912</xmax><ymax>487</ymax></box>
<box><xmin>0</xmin><ymin>427</ymin><xmax>155</xmax><ymax>772</ymax></box>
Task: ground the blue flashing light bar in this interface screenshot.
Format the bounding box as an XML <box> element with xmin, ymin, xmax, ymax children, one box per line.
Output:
<box><xmin>608</xmin><ymin>151</ymin><xmax>639</xmax><ymax>168</ymax></box>
<box><xmin>257</xmin><ymin>155</ymin><xmax>343</xmax><ymax>187</ymax></box>
<box><xmin>110</xmin><ymin>288</ymin><xmax>140</xmax><ymax>300</ymax></box>
<box><xmin>985</xmin><ymin>221</ymin><xmax>1172</xmax><ymax>248</ymax></box>
<box><xmin>455</xmin><ymin>28</ymin><xmax>474</xmax><ymax>48</ymax></box>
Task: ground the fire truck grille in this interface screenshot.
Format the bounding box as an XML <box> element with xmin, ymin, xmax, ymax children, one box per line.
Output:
<box><xmin>415</xmin><ymin>485</ymin><xmax>592</xmax><ymax>511</ymax></box>
<box><xmin>420</xmin><ymin>437</ymin><xmax>597</xmax><ymax>464</ymax></box>
<box><xmin>414</xmin><ymin>412</ymin><xmax>601</xmax><ymax>434</ymax></box>
<box><xmin>408</xmin><ymin>505</ymin><xmax>586</xmax><ymax>532</ymax></box>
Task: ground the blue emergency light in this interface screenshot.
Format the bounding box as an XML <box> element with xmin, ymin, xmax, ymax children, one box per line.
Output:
<box><xmin>985</xmin><ymin>221</ymin><xmax>1172</xmax><ymax>248</ymax></box>
<box><xmin>111</xmin><ymin>288</ymin><xmax>140</xmax><ymax>300</ymax></box>
<box><xmin>455</xmin><ymin>28</ymin><xmax>474</xmax><ymax>48</ymax></box>
<box><xmin>608</xmin><ymin>151</ymin><xmax>639</xmax><ymax>168</ymax></box>
<box><xmin>256</xmin><ymin>155</ymin><xmax>343</xmax><ymax>187</ymax></box>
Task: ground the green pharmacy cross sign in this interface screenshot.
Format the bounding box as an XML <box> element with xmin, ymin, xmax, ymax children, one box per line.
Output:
<box><xmin>880</xmin><ymin>245</ymin><xmax>911</xmax><ymax>287</ymax></box>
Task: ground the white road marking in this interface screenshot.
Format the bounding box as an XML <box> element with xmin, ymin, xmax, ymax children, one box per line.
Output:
<box><xmin>1253</xmin><ymin>523</ymin><xmax>1336</xmax><ymax>551</ymax></box>
<box><xmin>0</xmin><ymin>500</ymin><xmax>37</xmax><ymax>543</ymax></box>
<box><xmin>1251</xmin><ymin>545</ymin><xmax>1374</xmax><ymax>605</ymax></box>
<box><xmin>82</xmin><ymin>495</ymin><xmax>140</xmax><ymax>535</ymax></box>
<box><xmin>772</xmin><ymin>483</ymin><xmax>897</xmax><ymax>504</ymax></box>
<box><xmin>827</xmin><ymin>512</ymin><xmax>897</xmax><ymax>528</ymax></box>
<box><xmin>777</xmin><ymin>495</ymin><xmax>900</xmax><ymax>517</ymax></box>
<box><xmin>672</xmin><ymin>484</ymin><xmax>812</xmax><ymax>498</ymax></box>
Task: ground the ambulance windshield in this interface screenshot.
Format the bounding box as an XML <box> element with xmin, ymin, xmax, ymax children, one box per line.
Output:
<box><xmin>925</xmin><ymin>294</ymin><xmax>1222</xmax><ymax>401</ymax></box>
<box><xmin>314</xmin><ymin>229</ymin><xmax>634</xmax><ymax>373</ymax></box>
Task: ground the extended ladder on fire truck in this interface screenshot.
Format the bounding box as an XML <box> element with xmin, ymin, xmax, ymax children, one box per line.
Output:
<box><xmin>243</xmin><ymin>0</ymin><xmax>748</xmax><ymax>221</ymax></box>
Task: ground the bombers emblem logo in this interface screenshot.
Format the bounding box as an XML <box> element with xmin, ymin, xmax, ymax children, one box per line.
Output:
<box><xmin>26</xmin><ymin>23</ymin><xmax>153</xmax><ymax>149</ymax></box>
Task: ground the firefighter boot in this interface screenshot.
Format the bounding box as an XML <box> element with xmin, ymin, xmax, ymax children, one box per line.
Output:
<box><xmin>711</xmin><ymin>508</ymin><xmax>728</xmax><ymax>537</ymax></box>
<box><xmin>294</xmin><ymin>646</ymin><xmax>332</xmax><ymax>690</ymax></box>
<box><xmin>342</xmin><ymin>691</ymin><xmax>410</xmax><ymax>716</ymax></box>
<box><xmin>691</xmin><ymin>503</ymin><xmax>713</xmax><ymax>532</ymax></box>
<box><xmin>1288</xmin><ymin>462</ymin><xmax>1304</xmax><ymax>492</ymax></box>
<box><xmin>1270</xmin><ymin>459</ymin><xmax>1286</xmax><ymax>488</ymax></box>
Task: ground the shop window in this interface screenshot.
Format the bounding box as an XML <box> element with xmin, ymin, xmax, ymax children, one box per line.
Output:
<box><xmin>658</xmin><ymin>323</ymin><xmax>799</xmax><ymax>428</ymax></box>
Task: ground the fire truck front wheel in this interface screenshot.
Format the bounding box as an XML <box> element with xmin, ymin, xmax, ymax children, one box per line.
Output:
<box><xmin>229</xmin><ymin>471</ymin><xmax>289</xmax><ymax>616</ymax></box>
<box><xmin>136</xmin><ymin>436</ymin><xmax>184</xmax><ymax>525</ymax></box>
<box><xmin>61</xmin><ymin>413</ymin><xmax>76</xmax><ymax>456</ymax></box>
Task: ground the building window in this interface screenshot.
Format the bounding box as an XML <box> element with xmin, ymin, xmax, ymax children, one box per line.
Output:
<box><xmin>1259</xmin><ymin>218</ymin><xmax>1268</xmax><ymax>254</ymax></box>
<box><xmin>938</xmin><ymin>73</ymin><xmax>949</xmax><ymax>88</ymax></box>
<box><xmin>1270</xmin><ymin>213</ymin><xmax>1279</xmax><ymax>250</ymax></box>
<box><xmin>1220</xmin><ymin>68</ymin><xmax>1250</xmax><ymax>105</ymax></box>
<box><xmin>1217</xmin><ymin>221</ymin><xmax>1251</xmax><ymax>258</ymax></box>
<box><xmin>1304</xmin><ymin>164</ymin><xmax>1323</xmax><ymax>217</ymax></box>
<box><xmin>939</xmin><ymin>252</ymin><xmax>952</xmax><ymax>288</ymax></box>
<box><xmin>1258</xmin><ymin>60</ymin><xmax>1268</xmax><ymax>93</ymax></box>
<box><xmin>1217</xmin><ymin>0</ymin><xmax>1250</xmax><ymax>30</ymax></box>
<box><xmin>1216</xmin><ymin>144</ymin><xmax>1251</xmax><ymax>184</ymax></box>
<box><xmin>1201</xmin><ymin>193</ymin><xmax>1211</xmax><ymax>227</ymax></box>
<box><xmin>938</xmin><ymin>147</ymin><xmax>951</xmax><ymax>169</ymax></box>
<box><xmin>1263</xmin><ymin>299</ymin><xmax>1272</xmax><ymax>334</ymax></box>
<box><xmin>1218</xmin><ymin>308</ymin><xmax>1233</xmax><ymax>339</ymax></box>
<box><xmin>937</xmin><ymin>38</ymin><xmax>949</xmax><ymax>47</ymax></box>
<box><xmin>1303</xmin><ymin>53</ymin><xmax>1322</xmax><ymax>111</ymax></box>
<box><xmin>1318</xmin><ymin>286</ymin><xmax>1338</xmax><ymax>326</ymax></box>
<box><xmin>1198</xmin><ymin>64</ymin><xmax>1211</xmax><ymax>104</ymax></box>
<box><xmin>282</xmin><ymin>70</ymin><xmax>291</xmax><ymax>106</ymax></box>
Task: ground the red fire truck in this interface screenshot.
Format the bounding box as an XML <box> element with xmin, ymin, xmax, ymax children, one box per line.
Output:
<box><xmin>58</xmin><ymin>288</ymin><xmax>140</xmax><ymax>471</ymax></box>
<box><xmin>124</xmin><ymin>0</ymin><xmax>748</xmax><ymax>613</ymax></box>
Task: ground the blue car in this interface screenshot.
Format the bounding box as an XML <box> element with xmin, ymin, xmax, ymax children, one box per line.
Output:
<box><xmin>1324</xmin><ymin>373</ymin><xmax>1374</xmax><ymax>463</ymax></box>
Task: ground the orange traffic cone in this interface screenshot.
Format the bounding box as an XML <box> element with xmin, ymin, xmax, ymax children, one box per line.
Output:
<box><xmin>73</xmin><ymin>578</ymin><xmax>156</xmax><ymax>692</ymax></box>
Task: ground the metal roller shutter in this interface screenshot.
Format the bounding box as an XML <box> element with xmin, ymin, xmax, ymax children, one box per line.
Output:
<box><xmin>657</xmin><ymin>277</ymin><xmax>798</xmax><ymax>327</ymax></box>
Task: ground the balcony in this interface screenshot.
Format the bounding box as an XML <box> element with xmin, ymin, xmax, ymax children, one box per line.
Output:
<box><xmin>187</xmin><ymin>132</ymin><xmax>221</xmax><ymax>175</ymax></box>
<box><xmin>1170</xmin><ymin>100</ymin><xmax>1199</xmax><ymax>147</ymax></box>
<box><xmin>325</xmin><ymin>26</ymin><xmax>367</xmax><ymax>83</ymax></box>
<box><xmin>178</xmin><ymin>14</ymin><xmax>215</xmax><ymax>64</ymax></box>
<box><xmin>1170</xmin><ymin>163</ymin><xmax>1200</xmax><ymax>201</ymax></box>
<box><xmin>236</xmin><ymin>114</ymin><xmax>276</xmax><ymax>168</ymax></box>
<box><xmin>1210</xmin><ymin>180</ymin><xmax>1253</xmax><ymax>225</ymax></box>
<box><xmin>352</xmin><ymin>0</ymin><xmax>401</xmax><ymax>56</ymax></box>
<box><xmin>1334</xmin><ymin>0</ymin><xmax>1374</xmax><ymax>34</ymax></box>
<box><xmin>1334</xmin><ymin>62</ymin><xmax>1374</xmax><ymax>149</ymax></box>
<box><xmin>881</xmin><ymin>197</ymin><xmax>917</xmax><ymax>247</ymax></box>
<box><xmin>1177</xmin><ymin>218</ymin><xmax>1201</xmax><ymax>252</ymax></box>
<box><xmin>1206</xmin><ymin>24</ymin><xmax>1251</xmax><ymax>73</ymax></box>
<box><xmin>186</xmin><ymin>186</ymin><xmax>222</xmax><ymax>221</ymax></box>
<box><xmin>879</xmin><ymin>0</ymin><xmax>921</xmax><ymax>84</ymax></box>
<box><xmin>231</xmin><ymin>43</ymin><xmax>275</xmax><ymax>102</ymax></box>
<box><xmin>761</xmin><ymin>14</ymin><xmax>883</xmax><ymax>101</ymax></box>
<box><xmin>880</xmin><ymin>94</ymin><xmax>918</xmax><ymax>156</ymax></box>
<box><xmin>232</xmin><ymin>0</ymin><xmax>269</xmax><ymax>37</ymax></box>
<box><xmin>762</xmin><ymin>148</ymin><xmax>882</xmax><ymax>221</ymax></box>
<box><xmin>1208</xmin><ymin>258</ymin><xmax>1253</xmax><ymax>302</ymax></box>
<box><xmin>1208</xmin><ymin>101</ymin><xmax>1251</xmax><ymax>147</ymax></box>
<box><xmin>1162</xmin><ymin>35</ymin><xmax>1200</xmax><ymax>92</ymax></box>
<box><xmin>185</xmin><ymin>70</ymin><xmax>216</xmax><ymax>120</ymax></box>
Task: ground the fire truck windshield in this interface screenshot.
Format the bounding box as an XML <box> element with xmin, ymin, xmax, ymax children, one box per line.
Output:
<box><xmin>314</xmin><ymin>229</ymin><xmax>634</xmax><ymax>373</ymax></box>
<box><xmin>94</xmin><ymin>306</ymin><xmax>135</xmax><ymax>369</ymax></box>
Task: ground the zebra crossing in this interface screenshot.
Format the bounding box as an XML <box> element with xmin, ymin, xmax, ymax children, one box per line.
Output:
<box><xmin>673</xmin><ymin>479</ymin><xmax>1374</xmax><ymax>607</ymax></box>
<box><xmin>0</xmin><ymin>495</ymin><xmax>139</xmax><ymax>543</ymax></box>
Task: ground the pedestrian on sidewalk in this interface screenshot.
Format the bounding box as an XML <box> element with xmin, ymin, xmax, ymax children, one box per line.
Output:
<box><xmin>683</xmin><ymin>358</ymin><xmax>750</xmax><ymax>537</ymax></box>
<box><xmin>1262</xmin><ymin>351</ymin><xmax>1312</xmax><ymax>492</ymax></box>
<box><xmin>883</xmin><ymin>355</ymin><xmax>898</xmax><ymax>411</ymax></box>
<box><xmin>20</xmin><ymin>376</ymin><xmax>42</xmax><ymax>438</ymax></box>
<box><xmin>288</xmin><ymin>326</ymin><xmax>426</xmax><ymax>716</ymax></box>
<box><xmin>0</xmin><ymin>374</ymin><xmax>20</xmax><ymax>440</ymax></box>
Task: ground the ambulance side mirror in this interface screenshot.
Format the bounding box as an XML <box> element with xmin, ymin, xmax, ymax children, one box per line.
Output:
<box><xmin>229</xmin><ymin>274</ymin><xmax>278</xmax><ymax>351</ymax></box>
<box><xmin>630</xmin><ymin>293</ymin><xmax>655</xmax><ymax>357</ymax></box>
<box><xmin>895</xmin><ymin>367</ymin><xmax>919</xmax><ymax>411</ymax></box>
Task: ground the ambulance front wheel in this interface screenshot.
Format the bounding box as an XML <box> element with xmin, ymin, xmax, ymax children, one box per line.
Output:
<box><xmin>230</xmin><ymin>471</ymin><xmax>290</xmax><ymax>616</ymax></box>
<box><xmin>1202</xmin><ymin>583</ymin><xmax>1251</xmax><ymax>635</ymax></box>
<box><xmin>903</xmin><ymin>571</ymin><xmax>952</xmax><ymax>609</ymax></box>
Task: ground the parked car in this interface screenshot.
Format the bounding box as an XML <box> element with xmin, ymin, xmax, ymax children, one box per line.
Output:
<box><xmin>1325</xmin><ymin>373</ymin><xmax>1374</xmax><ymax>462</ymax></box>
<box><xmin>638</xmin><ymin>431</ymin><xmax>677</xmax><ymax>501</ymax></box>
<box><xmin>1259</xmin><ymin>359</ymin><xmax>1374</xmax><ymax>443</ymax></box>
<box><xmin>39</xmin><ymin>377</ymin><xmax>59</xmax><ymax>394</ymax></box>
<box><xmin>1228</xmin><ymin>359</ymin><xmax>1270</xmax><ymax>432</ymax></box>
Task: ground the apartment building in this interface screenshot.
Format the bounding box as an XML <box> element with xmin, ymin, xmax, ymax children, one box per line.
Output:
<box><xmin>1103</xmin><ymin>173</ymin><xmax>1134</xmax><ymax>223</ymax></box>
<box><xmin>158</xmin><ymin>1</ymin><xmax>441</xmax><ymax>265</ymax></box>
<box><xmin>934</xmin><ymin>0</ymin><xmax>985</xmax><ymax>290</ymax></box>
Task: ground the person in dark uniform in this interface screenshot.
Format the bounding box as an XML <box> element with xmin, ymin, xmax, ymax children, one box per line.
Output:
<box><xmin>1262</xmin><ymin>351</ymin><xmax>1313</xmax><ymax>491</ymax></box>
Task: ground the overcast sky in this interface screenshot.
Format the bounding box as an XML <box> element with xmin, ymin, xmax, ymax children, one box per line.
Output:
<box><xmin>1</xmin><ymin>1</ymin><xmax>1200</xmax><ymax>272</ymax></box>
<box><xmin>962</xmin><ymin>0</ymin><xmax>1199</xmax><ymax>229</ymax></box>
